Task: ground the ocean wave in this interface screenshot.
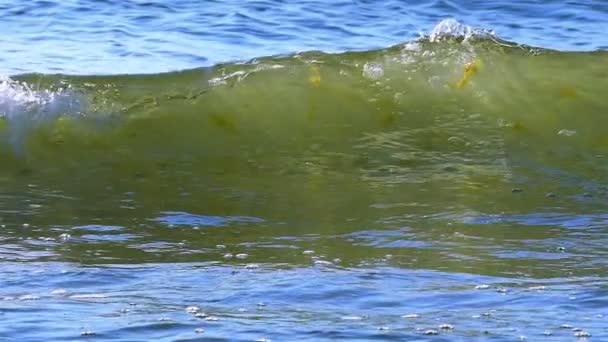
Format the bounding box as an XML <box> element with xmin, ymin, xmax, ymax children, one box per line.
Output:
<box><xmin>0</xmin><ymin>19</ymin><xmax>605</xmax><ymax>180</ymax></box>
<box><xmin>0</xmin><ymin>19</ymin><xmax>528</xmax><ymax>122</ymax></box>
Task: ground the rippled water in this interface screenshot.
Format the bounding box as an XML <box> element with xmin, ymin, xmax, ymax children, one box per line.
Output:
<box><xmin>1</xmin><ymin>0</ymin><xmax>607</xmax><ymax>74</ymax></box>
<box><xmin>1</xmin><ymin>1</ymin><xmax>608</xmax><ymax>341</ymax></box>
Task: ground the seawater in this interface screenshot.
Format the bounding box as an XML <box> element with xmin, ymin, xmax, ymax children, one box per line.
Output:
<box><xmin>1</xmin><ymin>0</ymin><xmax>607</xmax><ymax>74</ymax></box>
<box><xmin>1</xmin><ymin>1</ymin><xmax>608</xmax><ymax>341</ymax></box>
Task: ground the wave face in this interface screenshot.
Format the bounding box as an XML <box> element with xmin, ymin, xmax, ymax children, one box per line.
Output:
<box><xmin>1</xmin><ymin>27</ymin><xmax>608</xmax><ymax>191</ymax></box>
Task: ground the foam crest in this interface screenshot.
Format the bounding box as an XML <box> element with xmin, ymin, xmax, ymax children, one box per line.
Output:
<box><xmin>0</xmin><ymin>76</ymin><xmax>83</xmax><ymax>120</ymax></box>
<box><xmin>428</xmin><ymin>19</ymin><xmax>495</xmax><ymax>42</ymax></box>
<box><xmin>0</xmin><ymin>75</ymin><xmax>85</xmax><ymax>153</ymax></box>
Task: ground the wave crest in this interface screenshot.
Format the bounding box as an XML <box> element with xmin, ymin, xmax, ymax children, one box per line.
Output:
<box><xmin>0</xmin><ymin>76</ymin><xmax>86</xmax><ymax>153</ymax></box>
<box><xmin>428</xmin><ymin>19</ymin><xmax>495</xmax><ymax>43</ymax></box>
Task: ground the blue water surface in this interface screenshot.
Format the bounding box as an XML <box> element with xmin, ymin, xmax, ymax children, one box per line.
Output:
<box><xmin>1</xmin><ymin>0</ymin><xmax>607</xmax><ymax>74</ymax></box>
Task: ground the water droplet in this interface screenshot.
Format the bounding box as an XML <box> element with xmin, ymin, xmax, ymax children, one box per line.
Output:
<box><xmin>59</xmin><ymin>233</ymin><xmax>71</xmax><ymax>241</ymax></box>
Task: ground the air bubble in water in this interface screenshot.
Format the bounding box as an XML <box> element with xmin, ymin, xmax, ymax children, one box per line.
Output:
<box><xmin>363</xmin><ymin>63</ymin><xmax>384</xmax><ymax>80</ymax></box>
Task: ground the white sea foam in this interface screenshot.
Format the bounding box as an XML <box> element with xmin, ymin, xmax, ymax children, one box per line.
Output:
<box><xmin>0</xmin><ymin>75</ymin><xmax>80</xmax><ymax>119</ymax></box>
<box><xmin>0</xmin><ymin>75</ymin><xmax>84</xmax><ymax>153</ymax></box>
<box><xmin>428</xmin><ymin>19</ymin><xmax>495</xmax><ymax>42</ymax></box>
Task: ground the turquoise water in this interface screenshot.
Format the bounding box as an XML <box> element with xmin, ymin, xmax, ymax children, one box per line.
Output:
<box><xmin>1</xmin><ymin>1</ymin><xmax>608</xmax><ymax>341</ymax></box>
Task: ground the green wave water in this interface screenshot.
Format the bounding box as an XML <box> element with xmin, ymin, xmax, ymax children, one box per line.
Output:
<box><xmin>2</xmin><ymin>36</ymin><xmax>607</xmax><ymax>181</ymax></box>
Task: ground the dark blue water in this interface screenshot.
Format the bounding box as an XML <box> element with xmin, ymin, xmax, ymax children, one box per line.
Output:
<box><xmin>1</xmin><ymin>0</ymin><xmax>607</xmax><ymax>74</ymax></box>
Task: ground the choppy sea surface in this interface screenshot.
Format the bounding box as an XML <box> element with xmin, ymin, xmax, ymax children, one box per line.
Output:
<box><xmin>1</xmin><ymin>1</ymin><xmax>608</xmax><ymax>341</ymax></box>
